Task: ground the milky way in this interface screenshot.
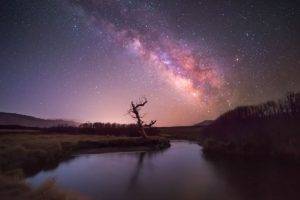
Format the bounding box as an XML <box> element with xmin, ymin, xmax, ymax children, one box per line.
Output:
<box><xmin>104</xmin><ymin>21</ymin><xmax>224</xmax><ymax>100</ymax></box>
<box><xmin>0</xmin><ymin>0</ymin><xmax>299</xmax><ymax>125</ymax></box>
<box><xmin>69</xmin><ymin>0</ymin><xmax>229</xmax><ymax>109</ymax></box>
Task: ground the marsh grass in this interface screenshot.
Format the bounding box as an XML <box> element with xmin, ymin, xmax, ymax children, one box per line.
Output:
<box><xmin>0</xmin><ymin>132</ymin><xmax>169</xmax><ymax>199</ymax></box>
<box><xmin>0</xmin><ymin>133</ymin><xmax>169</xmax><ymax>175</ymax></box>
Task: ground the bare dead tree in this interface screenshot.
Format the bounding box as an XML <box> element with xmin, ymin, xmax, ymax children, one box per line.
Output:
<box><xmin>144</xmin><ymin>120</ymin><xmax>157</xmax><ymax>128</ymax></box>
<box><xmin>129</xmin><ymin>97</ymin><xmax>156</xmax><ymax>138</ymax></box>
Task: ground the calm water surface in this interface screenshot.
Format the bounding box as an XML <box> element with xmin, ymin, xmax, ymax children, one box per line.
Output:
<box><xmin>27</xmin><ymin>141</ymin><xmax>300</xmax><ymax>200</ymax></box>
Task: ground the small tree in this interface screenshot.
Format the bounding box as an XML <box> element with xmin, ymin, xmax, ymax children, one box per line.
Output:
<box><xmin>129</xmin><ymin>97</ymin><xmax>156</xmax><ymax>138</ymax></box>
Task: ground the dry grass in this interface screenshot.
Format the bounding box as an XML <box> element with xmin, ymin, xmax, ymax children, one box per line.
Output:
<box><xmin>0</xmin><ymin>133</ymin><xmax>115</xmax><ymax>199</ymax></box>
<box><xmin>0</xmin><ymin>132</ymin><xmax>169</xmax><ymax>199</ymax></box>
<box><xmin>0</xmin><ymin>133</ymin><xmax>97</xmax><ymax>174</ymax></box>
<box><xmin>0</xmin><ymin>133</ymin><xmax>169</xmax><ymax>175</ymax></box>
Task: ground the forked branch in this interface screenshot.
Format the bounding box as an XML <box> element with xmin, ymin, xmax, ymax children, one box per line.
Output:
<box><xmin>129</xmin><ymin>97</ymin><xmax>157</xmax><ymax>138</ymax></box>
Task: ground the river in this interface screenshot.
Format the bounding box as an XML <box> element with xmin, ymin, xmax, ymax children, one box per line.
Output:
<box><xmin>27</xmin><ymin>141</ymin><xmax>300</xmax><ymax>200</ymax></box>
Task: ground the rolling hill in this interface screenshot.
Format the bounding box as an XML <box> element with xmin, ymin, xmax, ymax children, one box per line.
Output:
<box><xmin>194</xmin><ymin>120</ymin><xmax>213</xmax><ymax>127</ymax></box>
<box><xmin>0</xmin><ymin>112</ymin><xmax>79</xmax><ymax>128</ymax></box>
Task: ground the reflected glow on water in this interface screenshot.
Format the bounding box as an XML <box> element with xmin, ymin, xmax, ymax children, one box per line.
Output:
<box><xmin>27</xmin><ymin>141</ymin><xmax>300</xmax><ymax>200</ymax></box>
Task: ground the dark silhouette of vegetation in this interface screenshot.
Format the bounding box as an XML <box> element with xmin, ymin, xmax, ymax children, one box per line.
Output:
<box><xmin>0</xmin><ymin>125</ymin><xmax>41</xmax><ymax>130</ymax></box>
<box><xmin>203</xmin><ymin>92</ymin><xmax>300</xmax><ymax>160</ymax></box>
<box><xmin>79</xmin><ymin>122</ymin><xmax>140</xmax><ymax>136</ymax></box>
<box><xmin>0</xmin><ymin>98</ymin><xmax>159</xmax><ymax>137</ymax></box>
<box><xmin>129</xmin><ymin>97</ymin><xmax>157</xmax><ymax>138</ymax></box>
<box><xmin>45</xmin><ymin>122</ymin><xmax>159</xmax><ymax>137</ymax></box>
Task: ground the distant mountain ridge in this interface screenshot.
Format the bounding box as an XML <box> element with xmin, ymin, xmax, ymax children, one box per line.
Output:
<box><xmin>0</xmin><ymin>112</ymin><xmax>79</xmax><ymax>128</ymax></box>
<box><xmin>194</xmin><ymin>120</ymin><xmax>213</xmax><ymax>127</ymax></box>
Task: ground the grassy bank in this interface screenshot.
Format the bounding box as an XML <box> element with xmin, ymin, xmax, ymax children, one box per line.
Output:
<box><xmin>0</xmin><ymin>132</ymin><xmax>170</xmax><ymax>199</ymax></box>
<box><xmin>0</xmin><ymin>133</ymin><xmax>170</xmax><ymax>175</ymax></box>
<box><xmin>0</xmin><ymin>174</ymin><xmax>85</xmax><ymax>200</ymax></box>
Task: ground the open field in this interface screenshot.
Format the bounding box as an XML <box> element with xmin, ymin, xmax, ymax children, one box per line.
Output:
<box><xmin>159</xmin><ymin>126</ymin><xmax>204</xmax><ymax>141</ymax></box>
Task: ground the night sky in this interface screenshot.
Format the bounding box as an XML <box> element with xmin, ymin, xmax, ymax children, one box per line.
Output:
<box><xmin>0</xmin><ymin>0</ymin><xmax>299</xmax><ymax>126</ymax></box>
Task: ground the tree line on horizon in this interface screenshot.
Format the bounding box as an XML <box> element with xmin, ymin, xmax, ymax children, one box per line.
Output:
<box><xmin>45</xmin><ymin>121</ymin><xmax>159</xmax><ymax>136</ymax></box>
<box><xmin>0</xmin><ymin>119</ymin><xmax>159</xmax><ymax>137</ymax></box>
<box><xmin>215</xmin><ymin>92</ymin><xmax>299</xmax><ymax>124</ymax></box>
<box><xmin>47</xmin><ymin>97</ymin><xmax>158</xmax><ymax>137</ymax></box>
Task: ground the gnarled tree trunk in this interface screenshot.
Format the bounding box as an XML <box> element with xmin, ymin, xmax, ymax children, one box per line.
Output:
<box><xmin>129</xmin><ymin>98</ymin><xmax>156</xmax><ymax>138</ymax></box>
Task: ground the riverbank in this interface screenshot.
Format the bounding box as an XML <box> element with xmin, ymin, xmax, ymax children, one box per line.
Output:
<box><xmin>0</xmin><ymin>133</ymin><xmax>170</xmax><ymax>175</ymax></box>
<box><xmin>0</xmin><ymin>174</ymin><xmax>85</xmax><ymax>200</ymax></box>
<box><xmin>27</xmin><ymin>141</ymin><xmax>300</xmax><ymax>200</ymax></box>
<box><xmin>0</xmin><ymin>132</ymin><xmax>170</xmax><ymax>200</ymax></box>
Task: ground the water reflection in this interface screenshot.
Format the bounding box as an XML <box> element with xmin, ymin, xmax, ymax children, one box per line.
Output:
<box><xmin>128</xmin><ymin>152</ymin><xmax>145</xmax><ymax>190</ymax></box>
<box><xmin>204</xmin><ymin>155</ymin><xmax>300</xmax><ymax>200</ymax></box>
<box><xmin>23</xmin><ymin>155</ymin><xmax>75</xmax><ymax>177</ymax></box>
<box><xmin>27</xmin><ymin>141</ymin><xmax>300</xmax><ymax>200</ymax></box>
<box><xmin>128</xmin><ymin>148</ymin><xmax>168</xmax><ymax>190</ymax></box>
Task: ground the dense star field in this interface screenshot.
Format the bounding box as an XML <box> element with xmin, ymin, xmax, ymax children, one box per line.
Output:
<box><xmin>0</xmin><ymin>0</ymin><xmax>299</xmax><ymax>126</ymax></box>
